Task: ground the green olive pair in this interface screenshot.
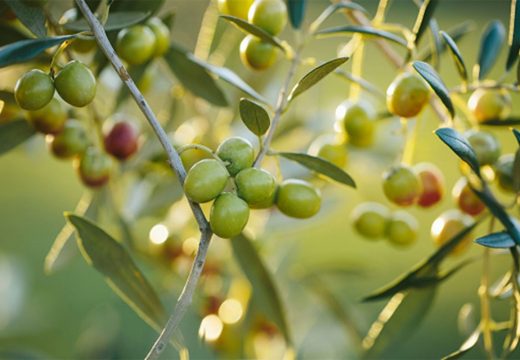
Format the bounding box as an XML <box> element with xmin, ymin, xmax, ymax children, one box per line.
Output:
<box><xmin>116</xmin><ymin>17</ymin><xmax>170</xmax><ymax>66</ymax></box>
<box><xmin>15</xmin><ymin>61</ymin><xmax>96</xmax><ymax>111</ymax></box>
<box><xmin>351</xmin><ymin>202</ymin><xmax>418</xmax><ymax>246</ymax></box>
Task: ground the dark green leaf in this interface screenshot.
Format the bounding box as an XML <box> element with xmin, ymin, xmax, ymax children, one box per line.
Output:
<box><xmin>481</xmin><ymin>118</ymin><xmax>520</xmax><ymax>126</ymax></box>
<box><xmin>164</xmin><ymin>45</ymin><xmax>228</xmax><ymax>107</ymax></box>
<box><xmin>0</xmin><ymin>24</ymin><xmax>28</xmax><ymax>47</ymax></box>
<box><xmin>316</xmin><ymin>25</ymin><xmax>408</xmax><ymax>47</ymax></box>
<box><xmin>239</xmin><ymin>98</ymin><xmax>270</xmax><ymax>136</ymax></box>
<box><xmin>220</xmin><ymin>15</ymin><xmax>285</xmax><ymax>51</ymax></box>
<box><xmin>66</xmin><ymin>214</ymin><xmax>166</xmax><ymax>329</ymax></box>
<box><xmin>514</xmin><ymin>148</ymin><xmax>520</xmax><ymax>192</ymax></box>
<box><xmin>435</xmin><ymin>127</ymin><xmax>480</xmax><ymax>175</ymax></box>
<box><xmin>442</xmin><ymin>327</ymin><xmax>481</xmax><ymax>360</ymax></box>
<box><xmin>0</xmin><ymin>35</ymin><xmax>76</xmax><ymax>68</ymax></box>
<box><xmin>63</xmin><ymin>11</ymin><xmax>151</xmax><ymax>32</ymax></box>
<box><xmin>288</xmin><ymin>57</ymin><xmax>348</xmax><ymax>102</ymax></box>
<box><xmin>475</xmin><ymin>231</ymin><xmax>516</xmax><ymax>248</ymax></box>
<box><xmin>428</xmin><ymin>19</ymin><xmax>442</xmax><ymax>69</ymax></box>
<box><xmin>513</xmin><ymin>128</ymin><xmax>520</xmax><ymax>144</ymax></box>
<box><xmin>440</xmin><ymin>31</ymin><xmax>468</xmax><ymax>81</ymax></box>
<box><xmin>477</xmin><ymin>20</ymin><xmax>506</xmax><ymax>80</ymax></box>
<box><xmin>413</xmin><ymin>61</ymin><xmax>455</xmax><ymax>118</ymax></box>
<box><xmin>287</xmin><ymin>0</ymin><xmax>306</xmax><ymax>29</ymax></box>
<box><xmin>231</xmin><ymin>234</ymin><xmax>291</xmax><ymax>344</ymax></box>
<box><xmin>0</xmin><ymin>119</ymin><xmax>36</xmax><ymax>156</ymax></box>
<box><xmin>420</xmin><ymin>21</ymin><xmax>475</xmax><ymax>62</ymax></box>
<box><xmin>4</xmin><ymin>0</ymin><xmax>46</xmax><ymax>38</ymax></box>
<box><xmin>277</xmin><ymin>152</ymin><xmax>356</xmax><ymax>187</ymax></box>
<box><xmin>507</xmin><ymin>0</ymin><xmax>520</xmax><ymax>71</ymax></box>
<box><xmin>412</xmin><ymin>0</ymin><xmax>439</xmax><ymax>46</ymax></box>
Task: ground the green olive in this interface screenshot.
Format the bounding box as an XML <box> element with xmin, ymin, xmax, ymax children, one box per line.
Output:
<box><xmin>116</xmin><ymin>25</ymin><xmax>156</xmax><ymax>65</ymax></box>
<box><xmin>184</xmin><ymin>159</ymin><xmax>229</xmax><ymax>203</ymax></box>
<box><xmin>386</xmin><ymin>211</ymin><xmax>418</xmax><ymax>247</ymax></box>
<box><xmin>467</xmin><ymin>88</ymin><xmax>512</xmax><ymax>123</ymax></box>
<box><xmin>414</xmin><ymin>162</ymin><xmax>444</xmax><ymax>208</ymax></box>
<box><xmin>240</xmin><ymin>35</ymin><xmax>278</xmax><ymax>71</ymax></box>
<box><xmin>351</xmin><ymin>202</ymin><xmax>390</xmax><ymax>239</ymax></box>
<box><xmin>146</xmin><ymin>17</ymin><xmax>170</xmax><ymax>57</ymax></box>
<box><xmin>308</xmin><ymin>135</ymin><xmax>347</xmax><ymax>168</ymax></box>
<box><xmin>386</xmin><ymin>72</ymin><xmax>430</xmax><ymax>118</ymax></box>
<box><xmin>27</xmin><ymin>98</ymin><xmax>67</xmax><ymax>134</ymax></box>
<box><xmin>216</xmin><ymin>137</ymin><xmax>255</xmax><ymax>176</ymax></box>
<box><xmin>452</xmin><ymin>177</ymin><xmax>485</xmax><ymax>216</ymax></box>
<box><xmin>180</xmin><ymin>146</ymin><xmax>212</xmax><ymax>171</ymax></box>
<box><xmin>276</xmin><ymin>179</ymin><xmax>321</xmax><ymax>219</ymax></box>
<box><xmin>75</xmin><ymin>147</ymin><xmax>112</xmax><ymax>188</ymax></box>
<box><xmin>495</xmin><ymin>154</ymin><xmax>515</xmax><ymax>193</ymax></box>
<box><xmin>218</xmin><ymin>0</ymin><xmax>254</xmax><ymax>19</ymax></box>
<box><xmin>335</xmin><ymin>100</ymin><xmax>376</xmax><ymax>147</ymax></box>
<box><xmin>14</xmin><ymin>69</ymin><xmax>55</xmax><ymax>111</ymax></box>
<box><xmin>47</xmin><ymin>119</ymin><xmax>89</xmax><ymax>159</ymax></box>
<box><xmin>235</xmin><ymin>167</ymin><xmax>277</xmax><ymax>208</ymax></box>
<box><xmin>54</xmin><ymin>61</ymin><xmax>96</xmax><ymax>107</ymax></box>
<box><xmin>210</xmin><ymin>192</ymin><xmax>250</xmax><ymax>238</ymax></box>
<box><xmin>248</xmin><ymin>0</ymin><xmax>287</xmax><ymax>36</ymax></box>
<box><xmin>382</xmin><ymin>164</ymin><xmax>422</xmax><ymax>206</ymax></box>
<box><xmin>431</xmin><ymin>209</ymin><xmax>474</xmax><ymax>256</ymax></box>
<box><xmin>464</xmin><ymin>130</ymin><xmax>501</xmax><ymax>166</ymax></box>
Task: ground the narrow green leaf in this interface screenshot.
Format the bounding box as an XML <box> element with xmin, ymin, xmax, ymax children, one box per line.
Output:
<box><xmin>239</xmin><ymin>98</ymin><xmax>270</xmax><ymax>136</ymax></box>
<box><xmin>477</xmin><ymin>20</ymin><xmax>506</xmax><ymax>80</ymax></box>
<box><xmin>288</xmin><ymin>57</ymin><xmax>349</xmax><ymax>102</ymax></box>
<box><xmin>4</xmin><ymin>0</ymin><xmax>46</xmax><ymax>38</ymax></box>
<box><xmin>507</xmin><ymin>0</ymin><xmax>520</xmax><ymax>70</ymax></box>
<box><xmin>435</xmin><ymin>127</ymin><xmax>480</xmax><ymax>176</ymax></box>
<box><xmin>413</xmin><ymin>61</ymin><xmax>455</xmax><ymax>118</ymax></box>
<box><xmin>513</xmin><ymin>128</ymin><xmax>520</xmax><ymax>144</ymax></box>
<box><xmin>442</xmin><ymin>327</ymin><xmax>481</xmax><ymax>360</ymax></box>
<box><xmin>164</xmin><ymin>45</ymin><xmax>228</xmax><ymax>107</ymax></box>
<box><xmin>412</xmin><ymin>0</ymin><xmax>439</xmax><ymax>46</ymax></box>
<box><xmin>220</xmin><ymin>15</ymin><xmax>285</xmax><ymax>51</ymax></box>
<box><xmin>316</xmin><ymin>25</ymin><xmax>408</xmax><ymax>47</ymax></box>
<box><xmin>420</xmin><ymin>21</ymin><xmax>475</xmax><ymax>62</ymax></box>
<box><xmin>309</xmin><ymin>2</ymin><xmax>368</xmax><ymax>33</ymax></box>
<box><xmin>277</xmin><ymin>152</ymin><xmax>356</xmax><ymax>187</ymax></box>
<box><xmin>513</xmin><ymin>148</ymin><xmax>520</xmax><ymax>192</ymax></box>
<box><xmin>231</xmin><ymin>234</ymin><xmax>291</xmax><ymax>344</ymax></box>
<box><xmin>63</xmin><ymin>11</ymin><xmax>151</xmax><ymax>32</ymax></box>
<box><xmin>0</xmin><ymin>119</ymin><xmax>36</xmax><ymax>156</ymax></box>
<box><xmin>0</xmin><ymin>35</ymin><xmax>77</xmax><ymax>68</ymax></box>
<box><xmin>428</xmin><ymin>19</ymin><xmax>443</xmax><ymax>69</ymax></box>
<box><xmin>475</xmin><ymin>231</ymin><xmax>516</xmax><ymax>248</ymax></box>
<box><xmin>481</xmin><ymin>118</ymin><xmax>520</xmax><ymax>126</ymax></box>
<box><xmin>440</xmin><ymin>31</ymin><xmax>468</xmax><ymax>81</ymax></box>
<box><xmin>66</xmin><ymin>214</ymin><xmax>166</xmax><ymax>329</ymax></box>
<box><xmin>287</xmin><ymin>0</ymin><xmax>306</xmax><ymax>29</ymax></box>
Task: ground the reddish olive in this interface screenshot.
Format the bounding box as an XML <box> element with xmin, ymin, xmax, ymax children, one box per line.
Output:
<box><xmin>210</xmin><ymin>192</ymin><xmax>250</xmax><ymax>238</ymax></box>
<box><xmin>431</xmin><ymin>209</ymin><xmax>474</xmax><ymax>255</ymax></box>
<box><xmin>54</xmin><ymin>61</ymin><xmax>96</xmax><ymax>107</ymax></box>
<box><xmin>14</xmin><ymin>69</ymin><xmax>55</xmax><ymax>111</ymax></box>
<box><xmin>414</xmin><ymin>162</ymin><xmax>444</xmax><ymax>208</ymax></box>
<box><xmin>75</xmin><ymin>147</ymin><xmax>112</xmax><ymax>188</ymax></box>
<box><xmin>104</xmin><ymin>121</ymin><xmax>139</xmax><ymax>161</ymax></box>
<box><xmin>452</xmin><ymin>177</ymin><xmax>485</xmax><ymax>216</ymax></box>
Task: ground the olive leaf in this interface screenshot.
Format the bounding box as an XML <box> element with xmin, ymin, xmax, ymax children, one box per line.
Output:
<box><xmin>513</xmin><ymin>128</ymin><xmax>520</xmax><ymax>144</ymax></box>
<box><xmin>277</xmin><ymin>152</ymin><xmax>356</xmax><ymax>187</ymax></box>
<box><xmin>442</xmin><ymin>327</ymin><xmax>481</xmax><ymax>360</ymax></box>
<box><xmin>475</xmin><ymin>231</ymin><xmax>516</xmax><ymax>249</ymax></box>
<box><xmin>0</xmin><ymin>119</ymin><xmax>36</xmax><ymax>156</ymax></box>
<box><xmin>315</xmin><ymin>25</ymin><xmax>408</xmax><ymax>47</ymax></box>
<box><xmin>480</xmin><ymin>118</ymin><xmax>520</xmax><ymax>126</ymax></box>
<box><xmin>412</xmin><ymin>0</ymin><xmax>439</xmax><ymax>46</ymax></box>
<box><xmin>309</xmin><ymin>1</ymin><xmax>368</xmax><ymax>33</ymax></box>
<box><xmin>413</xmin><ymin>61</ymin><xmax>455</xmax><ymax>118</ymax></box>
<box><xmin>435</xmin><ymin>127</ymin><xmax>480</xmax><ymax>176</ymax></box>
<box><xmin>287</xmin><ymin>0</ymin><xmax>306</xmax><ymax>29</ymax></box>
<box><xmin>440</xmin><ymin>30</ymin><xmax>468</xmax><ymax>81</ymax></box>
<box><xmin>506</xmin><ymin>0</ymin><xmax>520</xmax><ymax>70</ymax></box>
<box><xmin>4</xmin><ymin>0</ymin><xmax>46</xmax><ymax>38</ymax></box>
<box><xmin>239</xmin><ymin>98</ymin><xmax>270</xmax><ymax>136</ymax></box>
<box><xmin>287</xmin><ymin>57</ymin><xmax>349</xmax><ymax>102</ymax></box>
<box><xmin>420</xmin><ymin>21</ymin><xmax>475</xmax><ymax>62</ymax></box>
<box><xmin>63</xmin><ymin>11</ymin><xmax>151</xmax><ymax>32</ymax></box>
<box><xmin>220</xmin><ymin>15</ymin><xmax>285</xmax><ymax>51</ymax></box>
<box><xmin>477</xmin><ymin>20</ymin><xmax>506</xmax><ymax>80</ymax></box>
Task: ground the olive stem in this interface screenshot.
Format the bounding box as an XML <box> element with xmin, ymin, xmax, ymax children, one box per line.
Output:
<box><xmin>74</xmin><ymin>2</ymin><xmax>213</xmax><ymax>359</ymax></box>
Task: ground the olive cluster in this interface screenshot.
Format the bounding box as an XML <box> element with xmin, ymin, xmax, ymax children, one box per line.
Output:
<box><xmin>116</xmin><ymin>17</ymin><xmax>170</xmax><ymax>66</ymax></box>
<box><xmin>218</xmin><ymin>0</ymin><xmax>288</xmax><ymax>71</ymax></box>
<box><xmin>182</xmin><ymin>137</ymin><xmax>322</xmax><ymax>238</ymax></box>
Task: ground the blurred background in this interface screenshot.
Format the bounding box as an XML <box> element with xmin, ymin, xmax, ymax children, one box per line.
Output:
<box><xmin>1</xmin><ymin>0</ymin><xmax>519</xmax><ymax>359</ymax></box>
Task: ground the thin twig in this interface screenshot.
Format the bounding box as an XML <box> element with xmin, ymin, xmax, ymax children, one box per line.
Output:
<box><xmin>74</xmin><ymin>1</ymin><xmax>213</xmax><ymax>359</ymax></box>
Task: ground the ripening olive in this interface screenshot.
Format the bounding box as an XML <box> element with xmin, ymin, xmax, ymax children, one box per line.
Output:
<box><xmin>414</xmin><ymin>162</ymin><xmax>444</xmax><ymax>208</ymax></box>
<box><xmin>464</xmin><ymin>130</ymin><xmax>501</xmax><ymax>166</ymax></box>
<box><xmin>452</xmin><ymin>177</ymin><xmax>485</xmax><ymax>216</ymax></box>
<box><xmin>210</xmin><ymin>192</ymin><xmax>250</xmax><ymax>238</ymax></box>
<box><xmin>47</xmin><ymin>120</ymin><xmax>89</xmax><ymax>159</ymax></box>
<box><xmin>104</xmin><ymin>121</ymin><xmax>139</xmax><ymax>161</ymax></box>
<box><xmin>495</xmin><ymin>154</ymin><xmax>515</xmax><ymax>193</ymax></box>
<box><xmin>14</xmin><ymin>69</ymin><xmax>55</xmax><ymax>111</ymax></box>
<box><xmin>240</xmin><ymin>35</ymin><xmax>277</xmax><ymax>71</ymax></box>
<box><xmin>276</xmin><ymin>179</ymin><xmax>321</xmax><ymax>219</ymax></box>
<box><xmin>467</xmin><ymin>88</ymin><xmax>512</xmax><ymax>123</ymax></box>
<box><xmin>248</xmin><ymin>0</ymin><xmax>287</xmax><ymax>36</ymax></box>
<box><xmin>386</xmin><ymin>72</ymin><xmax>430</xmax><ymax>118</ymax></box>
<box><xmin>218</xmin><ymin>0</ymin><xmax>254</xmax><ymax>19</ymax></box>
<box><xmin>75</xmin><ymin>147</ymin><xmax>112</xmax><ymax>188</ymax></box>
<box><xmin>116</xmin><ymin>25</ymin><xmax>156</xmax><ymax>65</ymax></box>
<box><xmin>27</xmin><ymin>98</ymin><xmax>67</xmax><ymax>135</ymax></box>
<box><xmin>386</xmin><ymin>211</ymin><xmax>418</xmax><ymax>247</ymax></box>
<box><xmin>382</xmin><ymin>164</ymin><xmax>422</xmax><ymax>206</ymax></box>
<box><xmin>216</xmin><ymin>137</ymin><xmax>255</xmax><ymax>176</ymax></box>
<box><xmin>235</xmin><ymin>167</ymin><xmax>277</xmax><ymax>208</ymax></box>
<box><xmin>184</xmin><ymin>159</ymin><xmax>229</xmax><ymax>203</ymax></box>
<box><xmin>431</xmin><ymin>209</ymin><xmax>474</xmax><ymax>255</ymax></box>
<box><xmin>335</xmin><ymin>100</ymin><xmax>376</xmax><ymax>147</ymax></box>
<box><xmin>146</xmin><ymin>17</ymin><xmax>170</xmax><ymax>57</ymax></box>
<box><xmin>54</xmin><ymin>61</ymin><xmax>96</xmax><ymax>107</ymax></box>
<box><xmin>351</xmin><ymin>202</ymin><xmax>390</xmax><ymax>239</ymax></box>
